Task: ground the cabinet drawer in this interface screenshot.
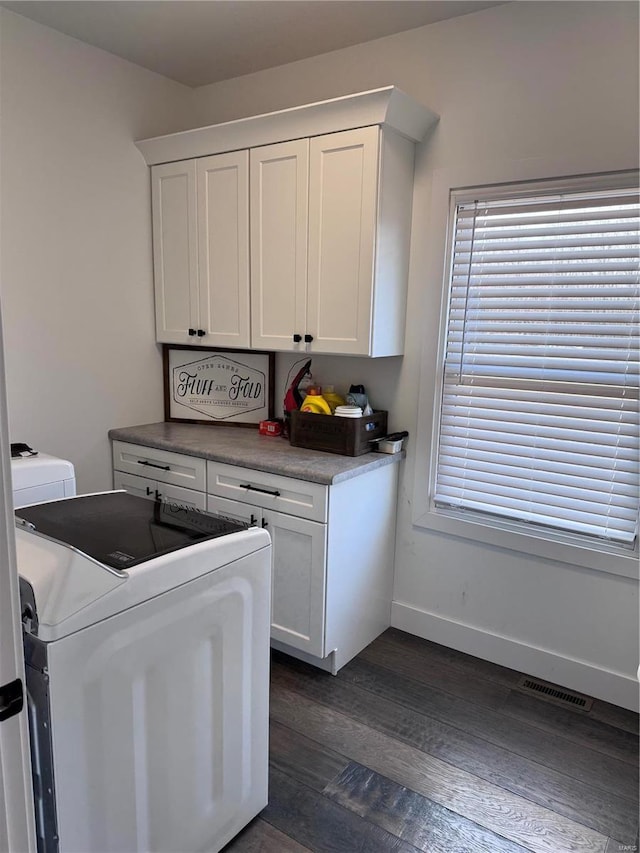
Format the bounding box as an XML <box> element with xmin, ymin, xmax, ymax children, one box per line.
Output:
<box><xmin>112</xmin><ymin>441</ymin><xmax>206</xmax><ymax>491</ymax></box>
<box><xmin>207</xmin><ymin>461</ymin><xmax>327</xmax><ymax>522</ymax></box>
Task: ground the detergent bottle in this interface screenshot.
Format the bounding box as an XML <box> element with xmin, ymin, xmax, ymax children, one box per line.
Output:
<box><xmin>300</xmin><ymin>387</ymin><xmax>332</xmax><ymax>415</ymax></box>
<box><xmin>321</xmin><ymin>385</ymin><xmax>346</xmax><ymax>413</ymax></box>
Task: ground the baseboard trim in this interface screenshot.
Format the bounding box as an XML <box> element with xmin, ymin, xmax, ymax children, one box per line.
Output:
<box><xmin>391</xmin><ymin>602</ymin><xmax>639</xmax><ymax>712</ymax></box>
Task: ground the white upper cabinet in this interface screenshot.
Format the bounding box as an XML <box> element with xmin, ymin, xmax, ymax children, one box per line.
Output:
<box><xmin>307</xmin><ymin>127</ymin><xmax>380</xmax><ymax>355</ymax></box>
<box><xmin>196</xmin><ymin>152</ymin><xmax>250</xmax><ymax>349</ymax></box>
<box><xmin>141</xmin><ymin>88</ymin><xmax>439</xmax><ymax>357</ymax></box>
<box><xmin>152</xmin><ymin>150</ymin><xmax>250</xmax><ymax>348</ymax></box>
<box><xmin>250</xmin><ymin>140</ymin><xmax>309</xmax><ymax>352</ymax></box>
<box><xmin>252</xmin><ymin>126</ymin><xmax>415</xmax><ymax>356</ymax></box>
<box><xmin>152</xmin><ymin>161</ymin><xmax>198</xmax><ymax>343</ymax></box>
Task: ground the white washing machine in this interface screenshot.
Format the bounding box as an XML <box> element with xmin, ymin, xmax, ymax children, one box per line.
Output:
<box><xmin>11</xmin><ymin>452</ymin><xmax>76</xmax><ymax>508</ymax></box>
<box><xmin>15</xmin><ymin>491</ymin><xmax>271</xmax><ymax>853</ymax></box>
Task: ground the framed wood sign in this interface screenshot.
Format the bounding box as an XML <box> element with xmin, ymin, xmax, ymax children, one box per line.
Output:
<box><xmin>163</xmin><ymin>346</ymin><xmax>275</xmax><ymax>427</ymax></box>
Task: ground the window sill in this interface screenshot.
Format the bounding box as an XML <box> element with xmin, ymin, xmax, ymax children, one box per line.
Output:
<box><xmin>413</xmin><ymin>505</ymin><xmax>639</xmax><ymax>581</ymax></box>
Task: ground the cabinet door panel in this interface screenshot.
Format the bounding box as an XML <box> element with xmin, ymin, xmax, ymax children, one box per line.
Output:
<box><xmin>307</xmin><ymin>127</ymin><xmax>379</xmax><ymax>355</ymax></box>
<box><xmin>264</xmin><ymin>509</ymin><xmax>326</xmax><ymax>657</ymax></box>
<box><xmin>207</xmin><ymin>495</ymin><xmax>262</xmax><ymax>527</ymax></box>
<box><xmin>154</xmin><ymin>482</ymin><xmax>206</xmax><ymax>510</ymax></box>
<box><xmin>151</xmin><ymin>161</ymin><xmax>198</xmax><ymax>343</ymax></box>
<box><xmin>113</xmin><ymin>471</ymin><xmax>156</xmax><ymax>500</ymax></box>
<box><xmin>113</xmin><ymin>471</ymin><xmax>206</xmax><ymax>510</ymax></box>
<box><xmin>250</xmin><ymin>140</ymin><xmax>308</xmax><ymax>351</ymax></box>
<box><xmin>197</xmin><ymin>152</ymin><xmax>250</xmax><ymax>348</ymax></box>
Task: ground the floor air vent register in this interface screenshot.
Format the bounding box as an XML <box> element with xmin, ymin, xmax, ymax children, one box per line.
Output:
<box><xmin>517</xmin><ymin>676</ymin><xmax>593</xmax><ymax>711</ymax></box>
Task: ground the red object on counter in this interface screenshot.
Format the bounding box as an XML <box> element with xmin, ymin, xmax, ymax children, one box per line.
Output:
<box><xmin>259</xmin><ymin>420</ymin><xmax>282</xmax><ymax>436</ymax></box>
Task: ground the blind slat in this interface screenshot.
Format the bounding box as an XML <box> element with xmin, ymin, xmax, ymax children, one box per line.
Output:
<box><xmin>455</xmin><ymin>235</ymin><xmax>639</xmax><ymax>251</ymax></box>
<box><xmin>456</xmin><ymin>223</ymin><xmax>639</xmax><ymax>240</ymax></box>
<box><xmin>454</xmin><ymin>248</ymin><xmax>639</xmax><ymax>262</ymax></box>
<box><xmin>453</xmin><ymin>262</ymin><xmax>640</xmax><ymax>275</ymax></box>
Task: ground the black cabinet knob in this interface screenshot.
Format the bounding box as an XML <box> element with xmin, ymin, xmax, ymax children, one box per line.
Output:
<box><xmin>304</xmin><ymin>334</ymin><xmax>314</xmax><ymax>343</ymax></box>
<box><xmin>188</xmin><ymin>328</ymin><xmax>196</xmax><ymax>336</ymax></box>
<box><xmin>293</xmin><ymin>333</ymin><xmax>302</xmax><ymax>343</ymax></box>
<box><xmin>197</xmin><ymin>329</ymin><xmax>206</xmax><ymax>337</ymax></box>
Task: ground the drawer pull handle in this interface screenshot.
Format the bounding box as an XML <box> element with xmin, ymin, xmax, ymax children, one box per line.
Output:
<box><xmin>261</xmin><ymin>519</ymin><xmax>268</xmax><ymax>529</ymax></box>
<box><xmin>240</xmin><ymin>483</ymin><xmax>281</xmax><ymax>497</ymax></box>
<box><xmin>138</xmin><ymin>460</ymin><xmax>170</xmax><ymax>471</ymax></box>
<box><xmin>145</xmin><ymin>486</ymin><xmax>153</xmax><ymax>496</ymax></box>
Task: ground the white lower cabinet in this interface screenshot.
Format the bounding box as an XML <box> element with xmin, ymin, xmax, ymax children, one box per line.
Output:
<box><xmin>207</xmin><ymin>460</ymin><xmax>398</xmax><ymax>673</ymax></box>
<box><xmin>263</xmin><ymin>508</ymin><xmax>326</xmax><ymax>658</ymax></box>
<box><xmin>112</xmin><ymin>441</ymin><xmax>399</xmax><ymax>673</ymax></box>
<box><xmin>207</xmin><ymin>493</ymin><xmax>327</xmax><ymax>657</ymax></box>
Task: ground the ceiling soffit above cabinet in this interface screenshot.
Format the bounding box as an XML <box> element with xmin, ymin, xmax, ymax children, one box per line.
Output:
<box><xmin>135</xmin><ymin>86</ymin><xmax>439</xmax><ymax>166</ymax></box>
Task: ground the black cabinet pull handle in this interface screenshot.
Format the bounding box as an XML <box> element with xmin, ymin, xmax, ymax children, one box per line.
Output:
<box><xmin>250</xmin><ymin>514</ymin><xmax>257</xmax><ymax>526</ymax></box>
<box><xmin>0</xmin><ymin>678</ymin><xmax>23</xmax><ymax>722</ymax></box>
<box><xmin>240</xmin><ymin>483</ymin><xmax>280</xmax><ymax>497</ymax></box>
<box><xmin>138</xmin><ymin>460</ymin><xmax>170</xmax><ymax>471</ymax></box>
<box><xmin>145</xmin><ymin>486</ymin><xmax>153</xmax><ymax>496</ymax></box>
<box><xmin>261</xmin><ymin>519</ymin><xmax>268</xmax><ymax>529</ymax></box>
<box><xmin>197</xmin><ymin>329</ymin><xmax>206</xmax><ymax>337</ymax></box>
<box><xmin>155</xmin><ymin>490</ymin><xmax>162</xmax><ymax>501</ymax></box>
<box><xmin>188</xmin><ymin>328</ymin><xmax>197</xmax><ymax>336</ymax></box>
<box><xmin>304</xmin><ymin>334</ymin><xmax>314</xmax><ymax>343</ymax></box>
<box><xmin>293</xmin><ymin>333</ymin><xmax>302</xmax><ymax>343</ymax></box>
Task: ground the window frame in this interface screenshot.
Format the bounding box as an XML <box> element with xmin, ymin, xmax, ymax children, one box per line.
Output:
<box><xmin>412</xmin><ymin>168</ymin><xmax>639</xmax><ymax>580</ymax></box>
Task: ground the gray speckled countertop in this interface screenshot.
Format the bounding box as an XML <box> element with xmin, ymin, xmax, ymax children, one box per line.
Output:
<box><xmin>108</xmin><ymin>422</ymin><xmax>404</xmax><ymax>485</ymax></box>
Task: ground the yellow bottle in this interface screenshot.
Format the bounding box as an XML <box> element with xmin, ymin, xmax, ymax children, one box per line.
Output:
<box><xmin>300</xmin><ymin>394</ymin><xmax>332</xmax><ymax>415</ymax></box>
<box><xmin>321</xmin><ymin>385</ymin><xmax>346</xmax><ymax>413</ymax></box>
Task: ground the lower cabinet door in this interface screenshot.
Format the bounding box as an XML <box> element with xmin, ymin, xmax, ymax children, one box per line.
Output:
<box><xmin>263</xmin><ymin>508</ymin><xmax>327</xmax><ymax>657</ymax></box>
<box><xmin>207</xmin><ymin>495</ymin><xmax>262</xmax><ymax>527</ymax></box>
<box><xmin>113</xmin><ymin>470</ymin><xmax>156</xmax><ymax>500</ymax></box>
<box><xmin>155</xmin><ymin>481</ymin><xmax>206</xmax><ymax>510</ymax></box>
<box><xmin>114</xmin><ymin>471</ymin><xmax>206</xmax><ymax>509</ymax></box>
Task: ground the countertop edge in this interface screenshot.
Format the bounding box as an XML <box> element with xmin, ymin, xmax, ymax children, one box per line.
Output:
<box><xmin>108</xmin><ymin>424</ymin><xmax>404</xmax><ymax>485</ymax></box>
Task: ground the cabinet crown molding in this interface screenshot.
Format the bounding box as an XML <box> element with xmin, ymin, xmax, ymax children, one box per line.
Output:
<box><xmin>136</xmin><ymin>86</ymin><xmax>438</xmax><ymax>166</ymax></box>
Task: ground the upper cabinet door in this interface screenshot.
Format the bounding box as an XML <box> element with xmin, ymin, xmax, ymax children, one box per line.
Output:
<box><xmin>307</xmin><ymin>127</ymin><xmax>379</xmax><ymax>355</ymax></box>
<box><xmin>151</xmin><ymin>161</ymin><xmax>199</xmax><ymax>343</ymax></box>
<box><xmin>250</xmin><ymin>139</ymin><xmax>309</xmax><ymax>352</ymax></box>
<box><xmin>196</xmin><ymin>152</ymin><xmax>250</xmax><ymax>349</ymax></box>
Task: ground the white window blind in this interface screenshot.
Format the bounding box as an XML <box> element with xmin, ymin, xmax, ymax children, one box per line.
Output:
<box><xmin>435</xmin><ymin>185</ymin><xmax>640</xmax><ymax>547</ymax></box>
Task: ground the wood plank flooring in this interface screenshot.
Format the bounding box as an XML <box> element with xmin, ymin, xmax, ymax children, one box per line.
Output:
<box><xmin>224</xmin><ymin>628</ymin><xmax>639</xmax><ymax>853</ymax></box>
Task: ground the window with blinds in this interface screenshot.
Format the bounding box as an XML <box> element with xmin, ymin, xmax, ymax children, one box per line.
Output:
<box><xmin>434</xmin><ymin>185</ymin><xmax>640</xmax><ymax>548</ymax></box>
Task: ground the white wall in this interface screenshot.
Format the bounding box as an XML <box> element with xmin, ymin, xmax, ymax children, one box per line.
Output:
<box><xmin>0</xmin><ymin>10</ymin><xmax>196</xmax><ymax>493</ymax></box>
<box><xmin>0</xmin><ymin>1</ymin><xmax>636</xmax><ymax>709</ymax></box>
<box><xmin>194</xmin><ymin>1</ymin><xmax>640</xmax><ymax>708</ymax></box>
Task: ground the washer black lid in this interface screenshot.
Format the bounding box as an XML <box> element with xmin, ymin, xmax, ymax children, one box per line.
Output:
<box><xmin>15</xmin><ymin>492</ymin><xmax>246</xmax><ymax>570</ymax></box>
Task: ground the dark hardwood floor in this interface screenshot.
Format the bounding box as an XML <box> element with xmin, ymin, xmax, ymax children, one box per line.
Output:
<box><xmin>225</xmin><ymin>628</ymin><xmax>639</xmax><ymax>853</ymax></box>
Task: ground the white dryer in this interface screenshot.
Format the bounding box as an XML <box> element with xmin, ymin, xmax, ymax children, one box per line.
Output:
<box><xmin>15</xmin><ymin>491</ymin><xmax>271</xmax><ymax>853</ymax></box>
<box><xmin>11</xmin><ymin>453</ymin><xmax>76</xmax><ymax>508</ymax></box>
